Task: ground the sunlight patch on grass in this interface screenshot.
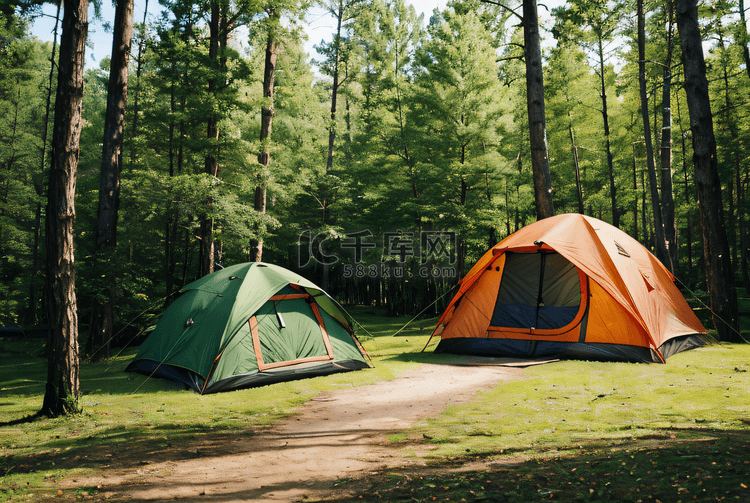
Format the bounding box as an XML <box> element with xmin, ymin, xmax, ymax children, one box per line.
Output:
<box><xmin>407</xmin><ymin>344</ymin><xmax>750</xmax><ymax>460</ymax></box>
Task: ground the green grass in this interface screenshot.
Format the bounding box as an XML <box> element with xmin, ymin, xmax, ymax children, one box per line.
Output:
<box><xmin>338</xmin><ymin>438</ymin><xmax>750</xmax><ymax>502</ymax></box>
<box><xmin>1</xmin><ymin>308</ymin><xmax>749</xmax><ymax>502</ymax></box>
<box><xmin>339</xmin><ymin>343</ymin><xmax>750</xmax><ymax>503</ymax></box>
<box><xmin>0</xmin><ymin>308</ymin><xmax>433</xmax><ymax>501</ymax></box>
<box><xmin>402</xmin><ymin>345</ymin><xmax>750</xmax><ymax>460</ymax></box>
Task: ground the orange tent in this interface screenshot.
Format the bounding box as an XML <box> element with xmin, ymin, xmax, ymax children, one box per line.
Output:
<box><xmin>430</xmin><ymin>214</ymin><xmax>706</xmax><ymax>363</ymax></box>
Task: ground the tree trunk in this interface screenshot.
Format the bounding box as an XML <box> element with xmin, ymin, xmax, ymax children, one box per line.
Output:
<box><xmin>395</xmin><ymin>73</ymin><xmax>421</xmax><ymax>229</ymax></box>
<box><xmin>738</xmin><ymin>165</ymin><xmax>750</xmax><ymax>289</ymax></box>
<box><xmin>515</xmin><ymin>149</ymin><xmax>523</xmax><ymax>230</ymax></box>
<box><xmin>164</xmin><ymin>80</ymin><xmax>177</xmax><ymax>303</ymax></box>
<box><xmin>638</xmin><ymin>0</ymin><xmax>669</xmax><ymax>266</ymax></box>
<box><xmin>28</xmin><ymin>2</ymin><xmax>61</xmax><ymax>326</ymax></box>
<box><xmin>326</xmin><ymin>0</ymin><xmax>344</xmax><ymax>173</ymax></box>
<box><xmin>523</xmin><ymin>0</ymin><xmax>554</xmax><ymax>220</ymax></box>
<box><xmin>675</xmin><ymin>93</ymin><xmax>694</xmax><ymax>276</ymax></box>
<box><xmin>129</xmin><ymin>0</ymin><xmax>148</xmax><ymax>161</ymax></box>
<box><xmin>641</xmin><ymin>170</ymin><xmax>649</xmax><ymax>247</ymax></box>
<box><xmin>41</xmin><ymin>0</ymin><xmax>88</xmax><ymax>417</ymax></box>
<box><xmin>739</xmin><ymin>0</ymin><xmax>750</xmax><ymax>81</ymax></box>
<box><xmin>486</xmin><ymin>171</ymin><xmax>497</xmax><ymax>246</ymax></box>
<box><xmin>164</xmin><ymin>60</ymin><xmax>186</xmax><ymax>305</ymax></box>
<box><xmin>728</xmin><ymin>163</ymin><xmax>736</xmax><ymax>268</ymax></box>
<box><xmin>91</xmin><ymin>0</ymin><xmax>134</xmax><ymax>361</ymax></box>
<box><xmin>597</xmin><ymin>34</ymin><xmax>618</xmax><ymax>227</ymax></box>
<box><xmin>717</xmin><ymin>29</ymin><xmax>745</xmax><ymax>287</ymax></box>
<box><xmin>659</xmin><ymin>0</ymin><xmax>678</xmax><ymax>273</ymax></box>
<box><xmin>675</xmin><ymin>0</ymin><xmax>739</xmax><ymax>341</ymax></box>
<box><xmin>253</xmin><ymin>11</ymin><xmax>279</xmax><ymax>263</ymax></box>
<box><xmin>660</xmin><ymin>69</ymin><xmax>678</xmax><ymax>272</ymax></box>
<box><xmin>568</xmin><ymin>122</ymin><xmax>584</xmax><ymax>214</ymax></box>
<box><xmin>632</xmin><ymin>139</ymin><xmax>638</xmax><ymax>241</ymax></box>
<box><xmin>200</xmin><ymin>0</ymin><xmax>223</xmax><ymax>277</ymax></box>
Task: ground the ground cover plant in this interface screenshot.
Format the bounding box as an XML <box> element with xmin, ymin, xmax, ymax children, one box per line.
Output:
<box><xmin>1</xmin><ymin>307</ymin><xmax>749</xmax><ymax>502</ymax></box>
<box><xmin>340</xmin><ymin>344</ymin><xmax>750</xmax><ymax>502</ymax></box>
<box><xmin>332</xmin><ymin>436</ymin><xmax>750</xmax><ymax>502</ymax></box>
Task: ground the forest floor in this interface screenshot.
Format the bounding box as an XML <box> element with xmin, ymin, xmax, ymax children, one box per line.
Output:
<box><xmin>60</xmin><ymin>357</ymin><xmax>544</xmax><ymax>502</ymax></box>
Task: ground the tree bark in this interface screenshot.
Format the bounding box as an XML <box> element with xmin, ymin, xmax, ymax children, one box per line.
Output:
<box><xmin>660</xmin><ymin>70</ymin><xmax>678</xmax><ymax>273</ymax></box>
<box><xmin>91</xmin><ymin>0</ymin><xmax>134</xmax><ymax>361</ymax></box>
<box><xmin>738</xmin><ymin>163</ymin><xmax>750</xmax><ymax>289</ymax></box>
<box><xmin>252</xmin><ymin>10</ymin><xmax>279</xmax><ymax>263</ymax></box>
<box><xmin>632</xmin><ymin>135</ymin><xmax>638</xmax><ymax>240</ymax></box>
<box><xmin>200</xmin><ymin>0</ymin><xmax>223</xmax><ymax>277</ymax></box>
<box><xmin>523</xmin><ymin>0</ymin><xmax>554</xmax><ymax>220</ymax></box>
<box><xmin>41</xmin><ymin>0</ymin><xmax>88</xmax><ymax>417</ymax></box>
<box><xmin>641</xmin><ymin>170</ymin><xmax>649</xmax><ymax>247</ymax></box>
<box><xmin>659</xmin><ymin>0</ymin><xmax>678</xmax><ymax>273</ymax></box>
<box><xmin>129</xmin><ymin>0</ymin><xmax>148</xmax><ymax>161</ymax></box>
<box><xmin>717</xmin><ymin>30</ymin><xmax>739</xmax><ymax>274</ymax></box>
<box><xmin>638</xmin><ymin>0</ymin><xmax>669</xmax><ymax>267</ymax></box>
<box><xmin>596</xmin><ymin>33</ymin><xmax>619</xmax><ymax>227</ymax></box>
<box><xmin>326</xmin><ymin>0</ymin><xmax>344</xmax><ymax>173</ymax></box>
<box><xmin>486</xmin><ymin>170</ymin><xmax>497</xmax><ymax>246</ymax></box>
<box><xmin>568</xmin><ymin>121</ymin><xmax>584</xmax><ymax>214</ymax></box>
<box><xmin>675</xmin><ymin>94</ymin><xmax>694</xmax><ymax>276</ymax></box>
<box><xmin>715</xmin><ymin>28</ymin><xmax>748</xmax><ymax>290</ymax></box>
<box><xmin>739</xmin><ymin>0</ymin><xmax>750</xmax><ymax>81</ymax></box>
<box><xmin>675</xmin><ymin>0</ymin><xmax>739</xmax><ymax>341</ymax></box>
<box><xmin>164</xmin><ymin>56</ymin><xmax>185</xmax><ymax>306</ymax></box>
<box><xmin>28</xmin><ymin>2</ymin><xmax>61</xmax><ymax>326</ymax></box>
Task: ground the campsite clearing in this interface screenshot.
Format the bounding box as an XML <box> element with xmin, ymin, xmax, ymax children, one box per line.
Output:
<box><xmin>1</xmin><ymin>312</ymin><xmax>749</xmax><ymax>502</ymax></box>
<box><xmin>58</xmin><ymin>359</ymin><xmax>526</xmax><ymax>502</ymax></box>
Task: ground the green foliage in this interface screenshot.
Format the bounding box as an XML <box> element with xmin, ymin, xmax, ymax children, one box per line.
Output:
<box><xmin>406</xmin><ymin>9</ymin><xmax>509</xmax><ymax>263</ymax></box>
<box><xmin>2</xmin><ymin>0</ymin><xmax>749</xmax><ymax>334</ymax></box>
<box><xmin>0</xmin><ymin>33</ymin><xmax>50</xmax><ymax>326</ymax></box>
<box><xmin>545</xmin><ymin>46</ymin><xmax>602</xmax><ymax>213</ymax></box>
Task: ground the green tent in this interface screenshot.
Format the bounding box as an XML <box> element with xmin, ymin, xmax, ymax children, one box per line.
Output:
<box><xmin>126</xmin><ymin>262</ymin><xmax>371</xmax><ymax>393</ymax></box>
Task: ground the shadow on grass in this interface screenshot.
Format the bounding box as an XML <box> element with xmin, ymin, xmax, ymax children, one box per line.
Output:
<box><xmin>0</xmin><ymin>420</ymin><xmax>260</xmax><ymax>476</ymax></box>
<box><xmin>0</xmin><ymin>344</ymin><xmax>189</xmax><ymax>405</ymax></box>
<box><xmin>320</xmin><ymin>427</ymin><xmax>750</xmax><ymax>503</ymax></box>
<box><xmin>0</xmin><ymin>412</ymin><xmax>44</xmax><ymax>427</ymax></box>
<box><xmin>23</xmin><ymin>422</ymin><xmax>733</xmax><ymax>502</ymax></box>
<box><xmin>10</xmin><ymin>420</ymin><xmax>746</xmax><ymax>502</ymax></box>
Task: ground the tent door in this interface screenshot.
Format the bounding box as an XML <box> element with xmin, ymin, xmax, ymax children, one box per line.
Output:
<box><xmin>248</xmin><ymin>296</ymin><xmax>335</xmax><ymax>371</ymax></box>
<box><xmin>490</xmin><ymin>251</ymin><xmax>586</xmax><ymax>332</ymax></box>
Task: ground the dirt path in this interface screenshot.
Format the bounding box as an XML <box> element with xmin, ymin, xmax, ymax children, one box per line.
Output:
<box><xmin>69</xmin><ymin>358</ymin><xmax>538</xmax><ymax>502</ymax></box>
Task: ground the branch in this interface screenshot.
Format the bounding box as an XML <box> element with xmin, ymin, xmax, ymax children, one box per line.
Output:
<box><xmin>497</xmin><ymin>43</ymin><xmax>525</xmax><ymax>63</ymax></box>
<box><xmin>503</xmin><ymin>41</ymin><xmax>526</xmax><ymax>51</ymax></box>
<box><xmin>639</xmin><ymin>59</ymin><xmax>668</xmax><ymax>69</ymax></box>
<box><xmin>480</xmin><ymin>0</ymin><xmax>523</xmax><ymax>22</ymax></box>
<box><xmin>501</xmin><ymin>76</ymin><xmax>522</xmax><ymax>87</ymax></box>
<box><xmin>714</xmin><ymin>99</ymin><xmax>750</xmax><ymax>116</ymax></box>
<box><xmin>337</xmin><ymin>73</ymin><xmax>350</xmax><ymax>90</ymax></box>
